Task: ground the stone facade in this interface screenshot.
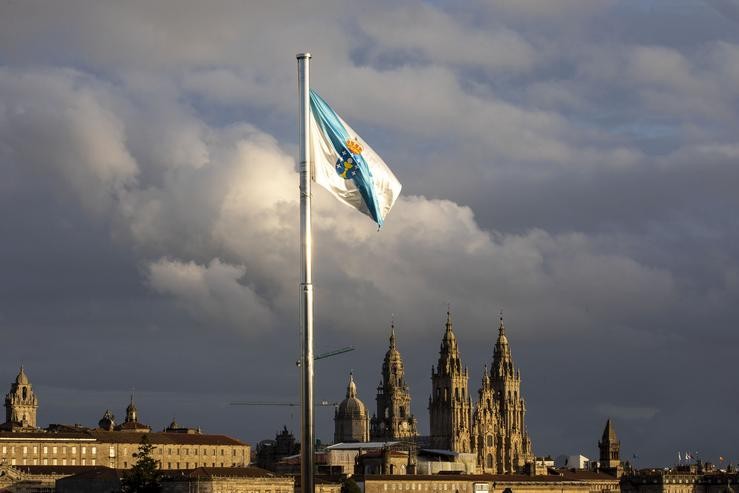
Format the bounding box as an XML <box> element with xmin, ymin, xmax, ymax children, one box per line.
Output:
<box><xmin>471</xmin><ymin>314</ymin><xmax>534</xmax><ymax>473</ymax></box>
<box><xmin>363</xmin><ymin>471</ymin><xmax>621</xmax><ymax>493</ymax></box>
<box><xmin>370</xmin><ymin>327</ymin><xmax>418</xmax><ymax>441</ymax></box>
<box><xmin>621</xmin><ymin>468</ymin><xmax>739</xmax><ymax>493</ymax></box>
<box><xmin>335</xmin><ymin>373</ymin><xmax>370</xmax><ymax>443</ymax></box>
<box><xmin>428</xmin><ymin>311</ymin><xmax>472</xmax><ymax>453</ymax></box>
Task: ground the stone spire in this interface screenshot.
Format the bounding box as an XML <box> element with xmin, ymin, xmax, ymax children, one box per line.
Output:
<box><xmin>599</xmin><ymin>419</ymin><xmax>621</xmax><ymax>474</ymax></box>
<box><xmin>370</xmin><ymin>323</ymin><xmax>418</xmax><ymax>440</ymax></box>
<box><xmin>492</xmin><ymin>312</ymin><xmax>513</xmax><ymax>379</ymax></box>
<box><xmin>474</xmin><ymin>313</ymin><xmax>534</xmax><ymax>473</ymax></box>
<box><xmin>125</xmin><ymin>394</ymin><xmax>138</xmax><ymax>423</ymax></box>
<box><xmin>429</xmin><ymin>309</ymin><xmax>472</xmax><ymax>452</ymax></box>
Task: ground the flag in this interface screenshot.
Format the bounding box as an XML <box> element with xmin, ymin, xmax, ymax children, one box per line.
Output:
<box><xmin>309</xmin><ymin>90</ymin><xmax>402</xmax><ymax>227</ymax></box>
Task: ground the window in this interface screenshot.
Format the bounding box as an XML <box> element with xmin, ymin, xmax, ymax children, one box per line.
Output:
<box><xmin>43</xmin><ymin>458</ymin><xmax>48</xmax><ymax>465</ymax></box>
<box><xmin>70</xmin><ymin>446</ymin><xmax>75</xmax><ymax>454</ymax></box>
<box><xmin>52</xmin><ymin>446</ymin><xmax>57</xmax><ymax>454</ymax></box>
<box><xmin>22</xmin><ymin>446</ymin><xmax>27</xmax><ymax>455</ymax></box>
<box><xmin>34</xmin><ymin>446</ymin><xmax>38</xmax><ymax>453</ymax></box>
<box><xmin>63</xmin><ymin>446</ymin><xmax>67</xmax><ymax>454</ymax></box>
<box><xmin>91</xmin><ymin>459</ymin><xmax>96</xmax><ymax>465</ymax></box>
<box><xmin>62</xmin><ymin>459</ymin><xmax>66</xmax><ymax>465</ymax></box>
<box><xmin>70</xmin><ymin>459</ymin><xmax>75</xmax><ymax>465</ymax></box>
<box><xmin>168</xmin><ymin>462</ymin><xmax>172</xmax><ymax>469</ymax></box>
<box><xmin>82</xmin><ymin>458</ymin><xmax>86</xmax><ymax>465</ymax></box>
<box><xmin>52</xmin><ymin>459</ymin><xmax>57</xmax><ymax>465</ymax></box>
<box><xmin>221</xmin><ymin>449</ymin><xmax>225</xmax><ymax>456</ymax></box>
<box><xmin>43</xmin><ymin>446</ymin><xmax>48</xmax><ymax>454</ymax></box>
<box><xmin>124</xmin><ymin>462</ymin><xmax>128</xmax><ymax>468</ymax></box>
<box><xmin>11</xmin><ymin>459</ymin><xmax>16</xmax><ymax>465</ymax></box>
<box><xmin>82</xmin><ymin>446</ymin><xmax>87</xmax><ymax>455</ymax></box>
<box><xmin>1</xmin><ymin>446</ymin><xmax>5</xmax><ymax>454</ymax></box>
<box><xmin>91</xmin><ymin>446</ymin><xmax>97</xmax><ymax>455</ymax></box>
<box><xmin>109</xmin><ymin>446</ymin><xmax>115</xmax><ymax>458</ymax></box>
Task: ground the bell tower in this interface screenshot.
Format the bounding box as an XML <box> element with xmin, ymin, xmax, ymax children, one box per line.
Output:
<box><xmin>489</xmin><ymin>314</ymin><xmax>533</xmax><ymax>472</ymax></box>
<box><xmin>599</xmin><ymin>419</ymin><xmax>622</xmax><ymax>476</ymax></box>
<box><xmin>370</xmin><ymin>324</ymin><xmax>418</xmax><ymax>440</ymax></box>
<box><xmin>429</xmin><ymin>310</ymin><xmax>472</xmax><ymax>452</ymax></box>
<box><xmin>3</xmin><ymin>366</ymin><xmax>39</xmax><ymax>430</ymax></box>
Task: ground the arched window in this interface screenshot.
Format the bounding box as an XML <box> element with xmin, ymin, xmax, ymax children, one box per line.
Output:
<box><xmin>22</xmin><ymin>387</ymin><xmax>27</xmax><ymax>400</ymax></box>
<box><xmin>487</xmin><ymin>435</ymin><xmax>493</xmax><ymax>447</ymax></box>
<box><xmin>399</xmin><ymin>406</ymin><xmax>406</xmax><ymax>418</ymax></box>
<box><xmin>486</xmin><ymin>454</ymin><xmax>493</xmax><ymax>469</ymax></box>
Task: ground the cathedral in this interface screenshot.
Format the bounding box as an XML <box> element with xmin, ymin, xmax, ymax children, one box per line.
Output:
<box><xmin>334</xmin><ymin>312</ymin><xmax>535</xmax><ymax>473</ymax></box>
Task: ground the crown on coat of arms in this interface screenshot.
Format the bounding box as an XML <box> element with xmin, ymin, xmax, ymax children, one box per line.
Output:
<box><xmin>345</xmin><ymin>138</ymin><xmax>363</xmax><ymax>155</ymax></box>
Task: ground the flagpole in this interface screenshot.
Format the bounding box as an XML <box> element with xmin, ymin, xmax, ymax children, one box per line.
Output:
<box><xmin>296</xmin><ymin>52</ymin><xmax>314</xmax><ymax>493</ymax></box>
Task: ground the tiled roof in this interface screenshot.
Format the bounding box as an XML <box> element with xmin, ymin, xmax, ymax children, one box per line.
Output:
<box><xmin>89</xmin><ymin>431</ymin><xmax>247</xmax><ymax>446</ymax></box>
<box><xmin>0</xmin><ymin>430</ymin><xmax>247</xmax><ymax>446</ymax></box>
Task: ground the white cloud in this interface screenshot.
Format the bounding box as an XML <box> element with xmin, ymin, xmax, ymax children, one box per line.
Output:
<box><xmin>147</xmin><ymin>258</ymin><xmax>273</xmax><ymax>333</ymax></box>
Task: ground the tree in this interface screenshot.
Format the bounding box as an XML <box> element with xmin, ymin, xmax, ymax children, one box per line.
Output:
<box><xmin>121</xmin><ymin>434</ymin><xmax>162</xmax><ymax>493</ymax></box>
<box><xmin>342</xmin><ymin>477</ymin><xmax>361</xmax><ymax>493</ymax></box>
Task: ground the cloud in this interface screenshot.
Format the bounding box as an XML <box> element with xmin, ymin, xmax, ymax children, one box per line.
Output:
<box><xmin>147</xmin><ymin>258</ymin><xmax>273</xmax><ymax>333</ymax></box>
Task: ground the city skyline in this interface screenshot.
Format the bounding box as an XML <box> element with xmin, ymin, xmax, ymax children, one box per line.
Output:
<box><xmin>1</xmin><ymin>0</ymin><xmax>739</xmax><ymax>468</ymax></box>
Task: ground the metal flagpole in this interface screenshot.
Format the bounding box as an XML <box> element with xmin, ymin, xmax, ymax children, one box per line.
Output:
<box><xmin>296</xmin><ymin>52</ymin><xmax>314</xmax><ymax>493</ymax></box>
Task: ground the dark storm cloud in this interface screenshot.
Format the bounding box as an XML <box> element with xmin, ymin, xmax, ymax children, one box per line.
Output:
<box><xmin>0</xmin><ymin>0</ymin><xmax>737</xmax><ymax>466</ymax></box>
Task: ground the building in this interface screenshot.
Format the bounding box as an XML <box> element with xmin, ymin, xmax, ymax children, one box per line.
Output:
<box><xmin>428</xmin><ymin>311</ymin><xmax>472</xmax><ymax>453</ymax></box>
<box><xmin>335</xmin><ymin>313</ymin><xmax>535</xmax><ymax>474</ymax></box>
<box><xmin>370</xmin><ymin>327</ymin><xmax>418</xmax><ymax>441</ymax></box>
<box><xmin>599</xmin><ymin>420</ymin><xmax>622</xmax><ymax>477</ymax></box>
<box><xmin>363</xmin><ymin>471</ymin><xmax>621</xmax><ymax>493</ymax></box>
<box><xmin>256</xmin><ymin>426</ymin><xmax>300</xmax><ymax>471</ymax></box>
<box><xmin>334</xmin><ymin>372</ymin><xmax>370</xmax><ymax>443</ymax></box>
<box><xmin>54</xmin><ymin>465</ymin><xmax>295</xmax><ymax>493</ymax></box>
<box><xmin>471</xmin><ymin>314</ymin><xmax>534</xmax><ymax>473</ymax></box>
<box><xmin>0</xmin><ymin>368</ymin><xmax>250</xmax><ymax>476</ymax></box>
<box><xmin>555</xmin><ymin>454</ymin><xmax>591</xmax><ymax>470</ymax></box>
<box><xmin>621</xmin><ymin>466</ymin><xmax>739</xmax><ymax>493</ymax></box>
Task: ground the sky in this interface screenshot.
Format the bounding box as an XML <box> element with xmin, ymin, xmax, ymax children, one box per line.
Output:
<box><xmin>1</xmin><ymin>0</ymin><xmax>738</xmax><ymax>467</ymax></box>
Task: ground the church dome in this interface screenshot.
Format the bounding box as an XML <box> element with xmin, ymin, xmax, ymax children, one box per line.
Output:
<box><xmin>337</xmin><ymin>373</ymin><xmax>367</xmax><ymax>417</ymax></box>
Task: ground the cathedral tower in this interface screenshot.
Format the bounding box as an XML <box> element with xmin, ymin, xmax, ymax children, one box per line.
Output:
<box><xmin>429</xmin><ymin>310</ymin><xmax>472</xmax><ymax>452</ymax></box>
<box><xmin>3</xmin><ymin>366</ymin><xmax>39</xmax><ymax>430</ymax></box>
<box><xmin>334</xmin><ymin>372</ymin><xmax>369</xmax><ymax>443</ymax></box>
<box><xmin>473</xmin><ymin>314</ymin><xmax>533</xmax><ymax>473</ymax></box>
<box><xmin>599</xmin><ymin>419</ymin><xmax>621</xmax><ymax>476</ymax></box>
<box><xmin>490</xmin><ymin>314</ymin><xmax>533</xmax><ymax>472</ymax></box>
<box><xmin>370</xmin><ymin>326</ymin><xmax>418</xmax><ymax>440</ymax></box>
